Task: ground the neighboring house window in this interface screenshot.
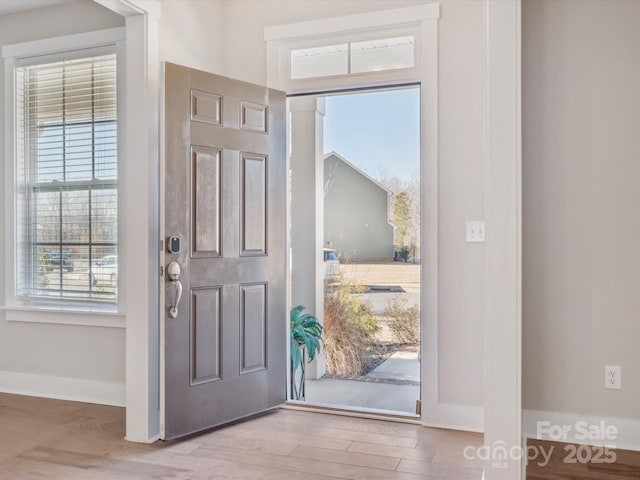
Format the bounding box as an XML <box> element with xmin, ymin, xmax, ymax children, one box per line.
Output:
<box><xmin>14</xmin><ymin>49</ymin><xmax>118</xmax><ymax>305</ymax></box>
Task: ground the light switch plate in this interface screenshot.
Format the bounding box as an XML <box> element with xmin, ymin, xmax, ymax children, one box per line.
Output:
<box><xmin>466</xmin><ymin>221</ymin><xmax>485</xmax><ymax>243</ymax></box>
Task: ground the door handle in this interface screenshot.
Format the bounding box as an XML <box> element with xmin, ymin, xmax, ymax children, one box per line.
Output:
<box><xmin>167</xmin><ymin>261</ymin><xmax>182</xmax><ymax>319</ymax></box>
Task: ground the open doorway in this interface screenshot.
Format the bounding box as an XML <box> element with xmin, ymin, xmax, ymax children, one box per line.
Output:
<box><xmin>291</xmin><ymin>87</ymin><xmax>421</xmax><ymax>415</ymax></box>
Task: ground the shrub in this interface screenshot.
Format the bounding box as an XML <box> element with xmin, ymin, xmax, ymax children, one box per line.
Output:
<box><xmin>323</xmin><ymin>280</ymin><xmax>379</xmax><ymax>376</ymax></box>
<box><xmin>399</xmin><ymin>245</ymin><xmax>411</xmax><ymax>262</ymax></box>
<box><xmin>384</xmin><ymin>296</ymin><xmax>420</xmax><ymax>345</ymax></box>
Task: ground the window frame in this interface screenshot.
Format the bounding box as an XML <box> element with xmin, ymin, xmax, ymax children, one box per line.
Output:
<box><xmin>265</xmin><ymin>4</ymin><xmax>438</xmax><ymax>94</ymax></box>
<box><xmin>288</xmin><ymin>25</ymin><xmax>420</xmax><ymax>82</ymax></box>
<box><xmin>3</xmin><ymin>27</ymin><xmax>125</xmax><ymax>326</ymax></box>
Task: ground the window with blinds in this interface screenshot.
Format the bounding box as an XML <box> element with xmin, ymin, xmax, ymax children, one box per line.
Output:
<box><xmin>15</xmin><ymin>51</ymin><xmax>118</xmax><ymax>305</ymax></box>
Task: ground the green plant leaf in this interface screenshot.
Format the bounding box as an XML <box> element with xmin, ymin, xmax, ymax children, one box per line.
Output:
<box><xmin>290</xmin><ymin>305</ymin><xmax>323</xmax><ymax>366</ymax></box>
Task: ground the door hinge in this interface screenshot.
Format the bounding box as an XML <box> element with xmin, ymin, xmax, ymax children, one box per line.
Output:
<box><xmin>416</xmin><ymin>400</ymin><xmax>422</xmax><ymax>415</ymax></box>
<box><xmin>159</xmin><ymin>265</ymin><xmax>164</xmax><ymax>277</ymax></box>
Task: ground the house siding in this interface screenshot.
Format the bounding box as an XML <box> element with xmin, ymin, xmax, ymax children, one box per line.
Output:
<box><xmin>324</xmin><ymin>154</ymin><xmax>394</xmax><ymax>261</ymax></box>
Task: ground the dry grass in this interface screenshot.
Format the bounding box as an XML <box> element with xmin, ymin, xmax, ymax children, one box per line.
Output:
<box><xmin>323</xmin><ymin>280</ymin><xmax>379</xmax><ymax>376</ymax></box>
<box><xmin>384</xmin><ymin>296</ymin><xmax>420</xmax><ymax>345</ymax></box>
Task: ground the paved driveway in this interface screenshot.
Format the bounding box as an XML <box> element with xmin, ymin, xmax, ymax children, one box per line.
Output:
<box><xmin>336</xmin><ymin>262</ymin><xmax>420</xmax><ymax>315</ymax></box>
<box><xmin>339</xmin><ymin>262</ymin><xmax>420</xmax><ymax>292</ymax></box>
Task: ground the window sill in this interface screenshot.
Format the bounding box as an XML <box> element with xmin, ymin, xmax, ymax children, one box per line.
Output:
<box><xmin>1</xmin><ymin>306</ymin><xmax>125</xmax><ymax>328</ymax></box>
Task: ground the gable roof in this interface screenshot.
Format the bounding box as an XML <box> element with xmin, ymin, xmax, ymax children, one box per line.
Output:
<box><xmin>323</xmin><ymin>151</ymin><xmax>392</xmax><ymax>194</ymax></box>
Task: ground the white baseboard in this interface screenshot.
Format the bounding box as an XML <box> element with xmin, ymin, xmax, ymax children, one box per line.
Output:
<box><xmin>0</xmin><ymin>370</ymin><xmax>125</xmax><ymax>407</ymax></box>
<box><xmin>422</xmin><ymin>403</ymin><xmax>484</xmax><ymax>433</ymax></box>
<box><xmin>524</xmin><ymin>409</ymin><xmax>640</xmax><ymax>452</ymax></box>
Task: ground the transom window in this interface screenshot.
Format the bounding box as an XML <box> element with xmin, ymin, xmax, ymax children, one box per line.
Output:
<box><xmin>14</xmin><ymin>49</ymin><xmax>118</xmax><ymax>305</ymax></box>
<box><xmin>265</xmin><ymin>10</ymin><xmax>431</xmax><ymax>94</ymax></box>
<box><xmin>290</xmin><ymin>35</ymin><xmax>415</xmax><ymax>80</ymax></box>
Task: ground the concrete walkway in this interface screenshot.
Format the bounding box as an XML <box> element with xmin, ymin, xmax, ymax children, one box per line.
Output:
<box><xmin>305</xmin><ymin>350</ymin><xmax>421</xmax><ymax>414</ymax></box>
<box><xmin>305</xmin><ymin>377</ymin><xmax>420</xmax><ymax>413</ymax></box>
<box><xmin>366</xmin><ymin>350</ymin><xmax>420</xmax><ymax>382</ymax></box>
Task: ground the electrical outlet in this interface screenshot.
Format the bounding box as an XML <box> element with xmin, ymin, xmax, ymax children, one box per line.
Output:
<box><xmin>604</xmin><ymin>365</ymin><xmax>621</xmax><ymax>390</ymax></box>
<box><xmin>466</xmin><ymin>221</ymin><xmax>486</xmax><ymax>243</ymax></box>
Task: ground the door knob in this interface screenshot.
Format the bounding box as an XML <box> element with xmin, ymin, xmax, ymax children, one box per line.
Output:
<box><xmin>167</xmin><ymin>261</ymin><xmax>181</xmax><ymax>281</ymax></box>
<box><xmin>167</xmin><ymin>261</ymin><xmax>182</xmax><ymax>318</ymax></box>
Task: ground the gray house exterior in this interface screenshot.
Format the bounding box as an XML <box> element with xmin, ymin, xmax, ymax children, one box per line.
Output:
<box><xmin>324</xmin><ymin>152</ymin><xmax>395</xmax><ymax>261</ymax></box>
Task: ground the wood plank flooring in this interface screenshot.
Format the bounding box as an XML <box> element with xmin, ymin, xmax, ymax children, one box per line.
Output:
<box><xmin>0</xmin><ymin>393</ymin><xmax>484</xmax><ymax>479</ymax></box>
<box><xmin>526</xmin><ymin>439</ymin><xmax>640</xmax><ymax>480</ymax></box>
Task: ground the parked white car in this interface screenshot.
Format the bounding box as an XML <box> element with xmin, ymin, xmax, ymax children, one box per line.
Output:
<box><xmin>91</xmin><ymin>255</ymin><xmax>118</xmax><ymax>287</ymax></box>
<box><xmin>323</xmin><ymin>248</ymin><xmax>340</xmax><ymax>278</ymax></box>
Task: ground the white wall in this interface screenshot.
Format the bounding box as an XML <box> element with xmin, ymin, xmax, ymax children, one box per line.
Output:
<box><xmin>436</xmin><ymin>0</ymin><xmax>484</xmax><ymax>408</ymax></box>
<box><xmin>0</xmin><ymin>1</ymin><xmax>126</xmax><ymax>405</ymax></box>
<box><xmin>524</xmin><ymin>0</ymin><xmax>640</xmax><ymax>430</ymax></box>
<box><xmin>223</xmin><ymin>0</ymin><xmax>485</xmax><ymax>410</ymax></box>
<box><xmin>159</xmin><ymin>0</ymin><xmax>224</xmax><ymax>73</ymax></box>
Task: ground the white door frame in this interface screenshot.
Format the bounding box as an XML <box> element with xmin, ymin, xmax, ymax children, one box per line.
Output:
<box><xmin>265</xmin><ymin>3</ymin><xmax>486</xmax><ymax>430</ymax></box>
<box><xmin>266</xmin><ymin>2</ymin><xmax>522</xmax><ymax>479</ymax></box>
<box><xmin>484</xmin><ymin>1</ymin><xmax>522</xmax><ymax>479</ymax></box>
<box><xmin>94</xmin><ymin>0</ymin><xmax>162</xmax><ymax>443</ymax></box>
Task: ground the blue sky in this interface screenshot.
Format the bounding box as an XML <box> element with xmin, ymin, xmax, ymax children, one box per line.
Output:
<box><xmin>323</xmin><ymin>87</ymin><xmax>420</xmax><ymax>183</ymax></box>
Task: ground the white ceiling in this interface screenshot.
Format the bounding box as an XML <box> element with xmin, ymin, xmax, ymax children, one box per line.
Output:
<box><xmin>0</xmin><ymin>0</ymin><xmax>79</xmax><ymax>16</ymax></box>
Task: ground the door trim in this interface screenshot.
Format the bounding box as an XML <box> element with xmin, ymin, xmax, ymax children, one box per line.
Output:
<box><xmin>94</xmin><ymin>0</ymin><xmax>162</xmax><ymax>444</ymax></box>
<box><xmin>159</xmin><ymin>61</ymin><xmax>167</xmax><ymax>440</ymax></box>
<box><xmin>265</xmin><ymin>5</ymin><xmax>474</xmax><ymax>430</ymax></box>
<box><xmin>483</xmin><ymin>1</ymin><xmax>522</xmax><ymax>479</ymax></box>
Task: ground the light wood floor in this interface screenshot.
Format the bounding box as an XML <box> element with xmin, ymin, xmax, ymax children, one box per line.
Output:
<box><xmin>0</xmin><ymin>393</ymin><xmax>484</xmax><ymax>479</ymax></box>
<box><xmin>526</xmin><ymin>439</ymin><xmax>640</xmax><ymax>480</ymax></box>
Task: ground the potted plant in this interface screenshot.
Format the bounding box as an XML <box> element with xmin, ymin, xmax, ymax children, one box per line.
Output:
<box><xmin>290</xmin><ymin>305</ymin><xmax>323</xmax><ymax>400</ymax></box>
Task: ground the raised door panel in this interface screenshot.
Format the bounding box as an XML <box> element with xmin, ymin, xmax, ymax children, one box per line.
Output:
<box><xmin>240</xmin><ymin>101</ymin><xmax>268</xmax><ymax>133</ymax></box>
<box><xmin>240</xmin><ymin>153</ymin><xmax>267</xmax><ymax>256</ymax></box>
<box><xmin>190</xmin><ymin>287</ymin><xmax>222</xmax><ymax>385</ymax></box>
<box><xmin>239</xmin><ymin>282</ymin><xmax>267</xmax><ymax>374</ymax></box>
<box><xmin>191</xmin><ymin>146</ymin><xmax>222</xmax><ymax>257</ymax></box>
<box><xmin>191</xmin><ymin>89</ymin><xmax>222</xmax><ymax>125</ymax></box>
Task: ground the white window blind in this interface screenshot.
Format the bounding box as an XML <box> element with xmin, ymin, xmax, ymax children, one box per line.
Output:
<box><xmin>15</xmin><ymin>51</ymin><xmax>118</xmax><ymax>305</ymax></box>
